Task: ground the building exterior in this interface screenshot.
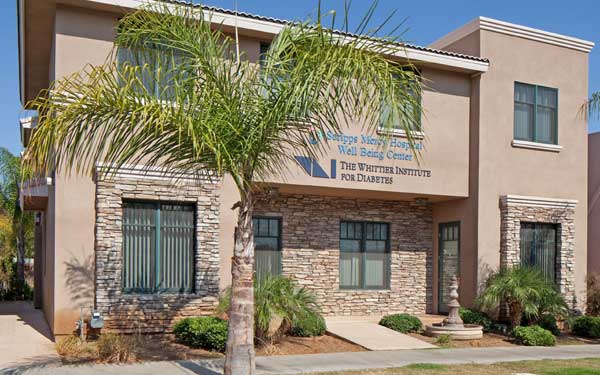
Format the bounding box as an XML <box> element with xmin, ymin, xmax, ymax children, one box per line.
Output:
<box><xmin>589</xmin><ymin>132</ymin><xmax>600</xmax><ymax>275</ymax></box>
<box><xmin>18</xmin><ymin>0</ymin><xmax>593</xmax><ymax>336</ymax></box>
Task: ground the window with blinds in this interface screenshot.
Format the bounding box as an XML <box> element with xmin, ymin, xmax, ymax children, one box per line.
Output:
<box><xmin>122</xmin><ymin>201</ymin><xmax>195</xmax><ymax>294</ymax></box>
<box><xmin>253</xmin><ymin>216</ymin><xmax>282</xmax><ymax>281</ymax></box>
<box><xmin>514</xmin><ymin>82</ymin><xmax>558</xmax><ymax>145</ymax></box>
<box><xmin>519</xmin><ymin>222</ymin><xmax>558</xmax><ymax>282</ymax></box>
<box><xmin>339</xmin><ymin>221</ymin><xmax>390</xmax><ymax>289</ymax></box>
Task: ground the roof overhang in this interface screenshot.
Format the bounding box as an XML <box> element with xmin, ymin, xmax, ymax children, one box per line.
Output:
<box><xmin>56</xmin><ymin>0</ymin><xmax>489</xmax><ymax>72</ymax></box>
<box><xmin>19</xmin><ymin>177</ymin><xmax>52</xmax><ymax>211</ymax></box>
<box><xmin>430</xmin><ymin>16</ymin><xmax>594</xmax><ymax>53</ymax></box>
<box><xmin>20</xmin><ymin>115</ymin><xmax>37</xmax><ymax>148</ymax></box>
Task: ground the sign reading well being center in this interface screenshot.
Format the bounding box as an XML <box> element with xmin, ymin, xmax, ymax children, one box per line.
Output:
<box><xmin>295</xmin><ymin>130</ymin><xmax>432</xmax><ymax>185</ymax></box>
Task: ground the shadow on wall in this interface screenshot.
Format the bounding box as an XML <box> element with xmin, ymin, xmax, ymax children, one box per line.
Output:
<box><xmin>64</xmin><ymin>253</ymin><xmax>94</xmax><ymax>306</ymax></box>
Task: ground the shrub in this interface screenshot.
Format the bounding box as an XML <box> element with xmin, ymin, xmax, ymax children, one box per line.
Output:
<box><xmin>56</xmin><ymin>335</ymin><xmax>85</xmax><ymax>357</ymax></box>
<box><xmin>587</xmin><ymin>274</ymin><xmax>600</xmax><ymax>316</ymax></box>
<box><xmin>435</xmin><ymin>334</ymin><xmax>451</xmax><ymax>346</ymax></box>
<box><xmin>379</xmin><ymin>314</ymin><xmax>422</xmax><ymax>333</ymax></box>
<box><xmin>96</xmin><ymin>333</ymin><xmax>139</xmax><ymax>362</ymax></box>
<box><xmin>512</xmin><ymin>325</ymin><xmax>556</xmax><ymax>346</ymax></box>
<box><xmin>572</xmin><ymin>316</ymin><xmax>600</xmax><ymax>338</ymax></box>
<box><xmin>218</xmin><ymin>275</ymin><xmax>322</xmax><ymax>342</ymax></box>
<box><xmin>173</xmin><ymin>316</ymin><xmax>228</xmax><ymax>352</ymax></box>
<box><xmin>477</xmin><ymin>266</ymin><xmax>568</xmax><ymax>328</ymax></box>
<box><xmin>289</xmin><ymin>310</ymin><xmax>326</xmax><ymax>337</ymax></box>
<box><xmin>537</xmin><ymin>314</ymin><xmax>561</xmax><ymax>336</ymax></box>
<box><xmin>459</xmin><ymin>308</ymin><xmax>492</xmax><ymax>331</ymax></box>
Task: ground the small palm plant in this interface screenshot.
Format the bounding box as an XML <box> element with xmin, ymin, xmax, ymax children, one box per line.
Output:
<box><xmin>477</xmin><ymin>266</ymin><xmax>567</xmax><ymax>329</ymax></box>
<box><xmin>23</xmin><ymin>2</ymin><xmax>422</xmax><ymax>373</ymax></box>
<box><xmin>217</xmin><ymin>275</ymin><xmax>320</xmax><ymax>343</ymax></box>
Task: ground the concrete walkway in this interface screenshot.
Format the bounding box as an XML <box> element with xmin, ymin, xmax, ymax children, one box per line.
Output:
<box><xmin>325</xmin><ymin>316</ymin><xmax>435</xmax><ymax>350</ymax></box>
<box><xmin>0</xmin><ymin>301</ymin><xmax>60</xmax><ymax>374</ymax></box>
<box><xmin>15</xmin><ymin>345</ymin><xmax>600</xmax><ymax>375</ymax></box>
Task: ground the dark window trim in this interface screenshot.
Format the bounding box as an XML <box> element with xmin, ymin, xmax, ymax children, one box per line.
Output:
<box><xmin>252</xmin><ymin>215</ymin><xmax>283</xmax><ymax>278</ymax></box>
<box><xmin>339</xmin><ymin>220</ymin><xmax>391</xmax><ymax>290</ymax></box>
<box><xmin>519</xmin><ymin>221</ymin><xmax>558</xmax><ymax>283</ymax></box>
<box><xmin>437</xmin><ymin>221</ymin><xmax>461</xmax><ymax>314</ymax></box>
<box><xmin>514</xmin><ymin>81</ymin><xmax>559</xmax><ymax>145</ymax></box>
<box><xmin>122</xmin><ymin>199</ymin><xmax>196</xmax><ymax>294</ymax></box>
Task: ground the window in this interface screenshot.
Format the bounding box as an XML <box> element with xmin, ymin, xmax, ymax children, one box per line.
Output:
<box><xmin>514</xmin><ymin>82</ymin><xmax>558</xmax><ymax>145</ymax></box>
<box><xmin>117</xmin><ymin>47</ymin><xmax>189</xmax><ymax>100</ymax></box>
<box><xmin>253</xmin><ymin>216</ymin><xmax>282</xmax><ymax>280</ymax></box>
<box><xmin>380</xmin><ymin>71</ymin><xmax>422</xmax><ymax>133</ymax></box>
<box><xmin>122</xmin><ymin>201</ymin><xmax>195</xmax><ymax>293</ymax></box>
<box><xmin>339</xmin><ymin>221</ymin><xmax>390</xmax><ymax>289</ymax></box>
<box><xmin>259</xmin><ymin>42</ymin><xmax>270</xmax><ymax>68</ymax></box>
<box><xmin>520</xmin><ymin>222</ymin><xmax>558</xmax><ymax>282</ymax></box>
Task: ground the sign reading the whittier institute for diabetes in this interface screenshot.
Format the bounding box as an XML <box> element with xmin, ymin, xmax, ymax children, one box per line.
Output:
<box><xmin>295</xmin><ymin>130</ymin><xmax>432</xmax><ymax>185</ymax></box>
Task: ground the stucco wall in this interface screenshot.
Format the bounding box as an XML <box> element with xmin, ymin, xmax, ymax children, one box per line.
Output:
<box><xmin>589</xmin><ymin>132</ymin><xmax>600</xmax><ymax>274</ymax></box>
<box><xmin>477</xmin><ymin>30</ymin><xmax>589</xmax><ymax>309</ymax></box>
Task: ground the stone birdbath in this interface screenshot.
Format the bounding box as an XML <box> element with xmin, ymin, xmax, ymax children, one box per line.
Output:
<box><xmin>425</xmin><ymin>275</ymin><xmax>483</xmax><ymax>340</ymax></box>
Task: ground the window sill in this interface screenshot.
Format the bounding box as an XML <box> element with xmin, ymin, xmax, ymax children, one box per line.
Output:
<box><xmin>377</xmin><ymin>128</ymin><xmax>425</xmax><ymax>139</ymax></box>
<box><xmin>511</xmin><ymin>140</ymin><xmax>562</xmax><ymax>152</ymax></box>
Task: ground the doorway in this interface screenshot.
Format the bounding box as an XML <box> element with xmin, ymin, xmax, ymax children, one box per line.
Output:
<box><xmin>438</xmin><ymin>222</ymin><xmax>460</xmax><ymax>314</ymax></box>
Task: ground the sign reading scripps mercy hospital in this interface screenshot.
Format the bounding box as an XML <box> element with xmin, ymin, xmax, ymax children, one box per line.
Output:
<box><xmin>295</xmin><ymin>130</ymin><xmax>432</xmax><ymax>186</ymax></box>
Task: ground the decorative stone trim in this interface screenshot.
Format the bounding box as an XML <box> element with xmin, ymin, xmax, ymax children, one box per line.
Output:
<box><xmin>254</xmin><ymin>193</ymin><xmax>434</xmax><ymax>316</ymax></box>
<box><xmin>499</xmin><ymin>194</ymin><xmax>577</xmax><ymax>308</ymax></box>
<box><xmin>94</xmin><ymin>167</ymin><xmax>221</xmax><ymax>333</ymax></box>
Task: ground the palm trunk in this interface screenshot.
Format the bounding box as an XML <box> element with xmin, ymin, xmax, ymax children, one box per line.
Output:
<box><xmin>14</xmin><ymin>214</ymin><xmax>26</xmax><ymax>296</ymax></box>
<box><xmin>224</xmin><ymin>193</ymin><xmax>255</xmax><ymax>375</ymax></box>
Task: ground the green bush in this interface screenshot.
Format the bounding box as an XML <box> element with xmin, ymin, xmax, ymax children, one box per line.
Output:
<box><xmin>379</xmin><ymin>314</ymin><xmax>422</xmax><ymax>333</ymax></box>
<box><xmin>512</xmin><ymin>325</ymin><xmax>556</xmax><ymax>346</ymax></box>
<box><xmin>289</xmin><ymin>310</ymin><xmax>326</xmax><ymax>337</ymax></box>
<box><xmin>572</xmin><ymin>316</ymin><xmax>600</xmax><ymax>338</ymax></box>
<box><xmin>537</xmin><ymin>314</ymin><xmax>561</xmax><ymax>336</ymax></box>
<box><xmin>459</xmin><ymin>308</ymin><xmax>492</xmax><ymax>331</ymax></box>
<box><xmin>173</xmin><ymin>317</ymin><xmax>228</xmax><ymax>352</ymax></box>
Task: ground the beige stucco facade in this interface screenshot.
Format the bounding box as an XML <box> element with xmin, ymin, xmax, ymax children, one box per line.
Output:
<box><xmin>18</xmin><ymin>0</ymin><xmax>593</xmax><ymax>335</ymax></box>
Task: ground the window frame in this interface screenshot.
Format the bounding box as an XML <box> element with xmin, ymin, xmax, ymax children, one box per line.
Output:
<box><xmin>514</xmin><ymin>81</ymin><xmax>559</xmax><ymax>145</ymax></box>
<box><xmin>253</xmin><ymin>216</ymin><xmax>283</xmax><ymax>278</ymax></box>
<box><xmin>378</xmin><ymin>68</ymin><xmax>423</xmax><ymax>137</ymax></box>
<box><xmin>122</xmin><ymin>200</ymin><xmax>196</xmax><ymax>294</ymax></box>
<box><xmin>519</xmin><ymin>221</ymin><xmax>558</xmax><ymax>283</ymax></box>
<box><xmin>339</xmin><ymin>220</ymin><xmax>391</xmax><ymax>290</ymax></box>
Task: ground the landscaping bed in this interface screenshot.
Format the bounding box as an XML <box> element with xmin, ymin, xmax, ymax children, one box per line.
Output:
<box><xmin>57</xmin><ymin>332</ymin><xmax>363</xmax><ymax>364</ymax></box>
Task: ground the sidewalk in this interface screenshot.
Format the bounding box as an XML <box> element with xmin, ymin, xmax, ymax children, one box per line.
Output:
<box><xmin>11</xmin><ymin>345</ymin><xmax>600</xmax><ymax>375</ymax></box>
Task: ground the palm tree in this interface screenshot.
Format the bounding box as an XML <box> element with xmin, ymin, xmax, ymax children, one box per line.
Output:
<box><xmin>477</xmin><ymin>266</ymin><xmax>567</xmax><ymax>329</ymax></box>
<box><xmin>585</xmin><ymin>92</ymin><xmax>600</xmax><ymax>119</ymax></box>
<box><xmin>23</xmin><ymin>2</ymin><xmax>422</xmax><ymax>373</ymax></box>
<box><xmin>0</xmin><ymin>147</ymin><xmax>34</xmax><ymax>297</ymax></box>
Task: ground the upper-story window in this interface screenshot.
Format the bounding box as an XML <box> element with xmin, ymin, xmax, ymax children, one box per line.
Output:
<box><xmin>380</xmin><ymin>71</ymin><xmax>422</xmax><ymax>134</ymax></box>
<box><xmin>259</xmin><ymin>42</ymin><xmax>270</xmax><ymax>68</ymax></box>
<box><xmin>514</xmin><ymin>82</ymin><xmax>558</xmax><ymax>145</ymax></box>
<box><xmin>117</xmin><ymin>46</ymin><xmax>188</xmax><ymax>101</ymax></box>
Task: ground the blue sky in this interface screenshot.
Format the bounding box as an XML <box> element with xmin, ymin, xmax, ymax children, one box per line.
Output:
<box><xmin>1</xmin><ymin>0</ymin><xmax>599</xmax><ymax>155</ymax></box>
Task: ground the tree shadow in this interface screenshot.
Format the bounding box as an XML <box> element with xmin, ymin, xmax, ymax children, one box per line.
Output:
<box><xmin>63</xmin><ymin>254</ymin><xmax>94</xmax><ymax>305</ymax></box>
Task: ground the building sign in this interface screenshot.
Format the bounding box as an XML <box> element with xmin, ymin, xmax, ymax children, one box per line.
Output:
<box><xmin>295</xmin><ymin>130</ymin><xmax>432</xmax><ymax>185</ymax></box>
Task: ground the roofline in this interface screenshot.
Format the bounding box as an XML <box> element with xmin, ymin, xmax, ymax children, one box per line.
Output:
<box><xmin>65</xmin><ymin>0</ymin><xmax>489</xmax><ymax>72</ymax></box>
<box><xmin>430</xmin><ymin>16</ymin><xmax>594</xmax><ymax>53</ymax></box>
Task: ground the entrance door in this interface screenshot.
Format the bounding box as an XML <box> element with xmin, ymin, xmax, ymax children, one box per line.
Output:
<box><xmin>438</xmin><ymin>222</ymin><xmax>460</xmax><ymax>314</ymax></box>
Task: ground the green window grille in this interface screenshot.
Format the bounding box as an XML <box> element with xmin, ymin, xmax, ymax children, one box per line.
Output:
<box><xmin>122</xmin><ymin>201</ymin><xmax>195</xmax><ymax>294</ymax></box>
<box><xmin>514</xmin><ymin>82</ymin><xmax>558</xmax><ymax>145</ymax></box>
<box><xmin>339</xmin><ymin>221</ymin><xmax>390</xmax><ymax>289</ymax></box>
<box><xmin>519</xmin><ymin>222</ymin><xmax>558</xmax><ymax>282</ymax></box>
<box><xmin>253</xmin><ymin>216</ymin><xmax>282</xmax><ymax>281</ymax></box>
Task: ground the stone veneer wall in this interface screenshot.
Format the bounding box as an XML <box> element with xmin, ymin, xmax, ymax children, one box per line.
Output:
<box><xmin>499</xmin><ymin>195</ymin><xmax>577</xmax><ymax>308</ymax></box>
<box><xmin>95</xmin><ymin>167</ymin><xmax>221</xmax><ymax>333</ymax></box>
<box><xmin>254</xmin><ymin>193</ymin><xmax>434</xmax><ymax>316</ymax></box>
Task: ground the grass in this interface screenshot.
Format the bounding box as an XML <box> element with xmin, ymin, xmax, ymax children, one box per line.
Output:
<box><xmin>310</xmin><ymin>358</ymin><xmax>600</xmax><ymax>375</ymax></box>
